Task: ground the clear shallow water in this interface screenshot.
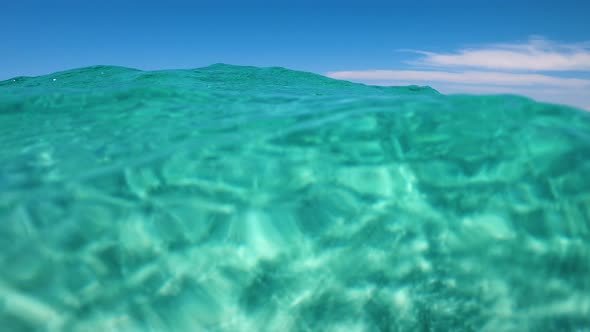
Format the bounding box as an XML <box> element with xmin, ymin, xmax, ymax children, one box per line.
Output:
<box><xmin>1</xmin><ymin>64</ymin><xmax>589</xmax><ymax>331</ymax></box>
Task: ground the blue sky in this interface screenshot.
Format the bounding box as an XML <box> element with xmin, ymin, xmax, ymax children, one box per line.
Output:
<box><xmin>2</xmin><ymin>0</ymin><xmax>590</xmax><ymax>109</ymax></box>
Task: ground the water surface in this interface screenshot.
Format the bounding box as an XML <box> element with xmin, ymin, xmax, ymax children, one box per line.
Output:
<box><xmin>1</xmin><ymin>64</ymin><xmax>589</xmax><ymax>331</ymax></box>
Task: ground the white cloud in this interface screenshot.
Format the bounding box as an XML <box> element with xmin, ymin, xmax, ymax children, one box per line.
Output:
<box><xmin>326</xmin><ymin>70</ymin><xmax>590</xmax><ymax>87</ymax></box>
<box><xmin>325</xmin><ymin>37</ymin><xmax>590</xmax><ymax>110</ymax></box>
<box><xmin>411</xmin><ymin>38</ymin><xmax>590</xmax><ymax>71</ymax></box>
<box><xmin>326</xmin><ymin>70</ymin><xmax>590</xmax><ymax>110</ymax></box>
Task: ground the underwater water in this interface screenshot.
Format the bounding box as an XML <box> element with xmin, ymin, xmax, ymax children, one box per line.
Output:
<box><xmin>0</xmin><ymin>64</ymin><xmax>589</xmax><ymax>331</ymax></box>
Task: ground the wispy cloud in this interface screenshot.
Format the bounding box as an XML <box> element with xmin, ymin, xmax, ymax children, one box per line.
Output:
<box><xmin>410</xmin><ymin>38</ymin><xmax>590</xmax><ymax>71</ymax></box>
<box><xmin>325</xmin><ymin>37</ymin><xmax>590</xmax><ymax>110</ymax></box>
<box><xmin>326</xmin><ymin>70</ymin><xmax>590</xmax><ymax>87</ymax></box>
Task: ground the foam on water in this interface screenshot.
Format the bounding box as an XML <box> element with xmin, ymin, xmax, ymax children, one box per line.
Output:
<box><xmin>1</xmin><ymin>64</ymin><xmax>590</xmax><ymax>331</ymax></box>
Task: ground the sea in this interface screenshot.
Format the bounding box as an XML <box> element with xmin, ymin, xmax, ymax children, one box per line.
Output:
<box><xmin>1</xmin><ymin>64</ymin><xmax>589</xmax><ymax>331</ymax></box>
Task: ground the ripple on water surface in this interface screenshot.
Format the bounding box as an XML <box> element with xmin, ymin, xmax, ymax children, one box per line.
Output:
<box><xmin>1</xmin><ymin>64</ymin><xmax>590</xmax><ymax>331</ymax></box>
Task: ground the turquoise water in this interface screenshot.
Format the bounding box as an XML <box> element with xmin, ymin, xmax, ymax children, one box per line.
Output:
<box><xmin>1</xmin><ymin>64</ymin><xmax>589</xmax><ymax>331</ymax></box>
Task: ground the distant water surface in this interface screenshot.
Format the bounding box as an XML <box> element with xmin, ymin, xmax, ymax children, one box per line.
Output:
<box><xmin>1</xmin><ymin>64</ymin><xmax>589</xmax><ymax>331</ymax></box>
